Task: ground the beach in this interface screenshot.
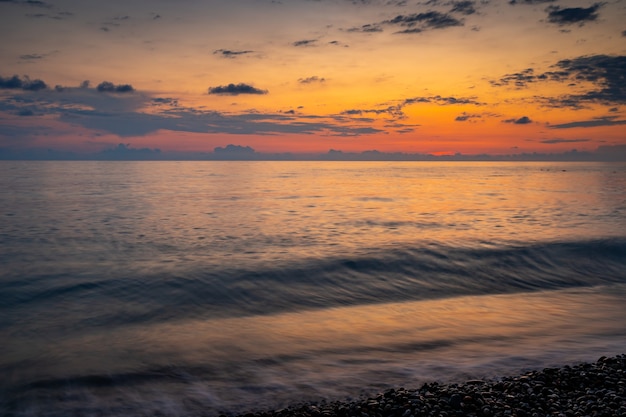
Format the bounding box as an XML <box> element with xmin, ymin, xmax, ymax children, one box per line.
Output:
<box><xmin>232</xmin><ymin>355</ymin><xmax>626</xmax><ymax>417</ymax></box>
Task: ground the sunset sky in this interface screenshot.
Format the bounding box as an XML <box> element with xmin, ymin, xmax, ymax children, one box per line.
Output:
<box><xmin>1</xmin><ymin>0</ymin><xmax>625</xmax><ymax>157</ymax></box>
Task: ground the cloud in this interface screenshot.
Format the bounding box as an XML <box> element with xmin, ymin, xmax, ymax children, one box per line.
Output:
<box><xmin>622</xmin><ymin>30</ymin><xmax>626</xmax><ymax>37</ymax></box>
<box><xmin>0</xmin><ymin>80</ymin><xmax>387</xmax><ymax>138</ymax></box>
<box><xmin>455</xmin><ymin>112</ymin><xmax>481</xmax><ymax>122</ymax></box>
<box><xmin>24</xmin><ymin>0</ymin><xmax>51</xmax><ymax>7</ymax></box>
<box><xmin>346</xmin><ymin>24</ymin><xmax>384</xmax><ymax>33</ymax></box>
<box><xmin>151</xmin><ymin>97</ymin><xmax>178</xmax><ymax>107</ymax></box>
<box><xmin>503</xmin><ymin>116</ymin><xmax>532</xmax><ymax>124</ymax></box>
<box><xmin>96</xmin><ymin>81</ymin><xmax>135</xmax><ymax>93</ymax></box>
<box><xmin>340</xmin><ymin>94</ymin><xmax>482</xmax><ymax>121</ymax></box>
<box><xmin>548</xmin><ymin>117</ymin><xmax>626</xmax><ymax>129</ymax></box>
<box><xmin>208</xmin><ymin>83</ymin><xmax>268</xmax><ymax>95</ymax></box>
<box><xmin>0</xmin><ymin>0</ymin><xmax>53</xmax><ymax>7</ymax></box>
<box><xmin>492</xmin><ymin>55</ymin><xmax>626</xmax><ymax>106</ymax></box>
<box><xmin>213</xmin><ymin>49</ymin><xmax>254</xmax><ymax>58</ymax></box>
<box><xmin>293</xmin><ymin>39</ymin><xmax>317</xmax><ymax>47</ymax></box>
<box><xmin>509</xmin><ymin>0</ymin><xmax>555</xmax><ymax>4</ymax></box>
<box><xmin>545</xmin><ymin>4</ymin><xmax>602</xmax><ymax>26</ymax></box>
<box><xmin>384</xmin><ymin>11</ymin><xmax>463</xmax><ymax>32</ymax></box>
<box><xmin>540</xmin><ymin>138</ymin><xmax>590</xmax><ymax>144</ymax></box>
<box><xmin>556</xmin><ymin>55</ymin><xmax>626</xmax><ymax>105</ymax></box>
<box><xmin>0</xmin><ymin>74</ymin><xmax>47</xmax><ymax>91</ymax></box>
<box><xmin>19</xmin><ymin>53</ymin><xmax>45</xmax><ymax>60</ymax></box>
<box><xmin>449</xmin><ymin>1</ymin><xmax>476</xmax><ymax>15</ymax></box>
<box><xmin>213</xmin><ymin>144</ymin><xmax>257</xmax><ymax>159</ymax></box>
<box><xmin>298</xmin><ymin>76</ymin><xmax>326</xmax><ymax>84</ymax></box>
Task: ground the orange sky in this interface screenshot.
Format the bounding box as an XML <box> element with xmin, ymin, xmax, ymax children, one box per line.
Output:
<box><xmin>1</xmin><ymin>0</ymin><xmax>625</xmax><ymax>158</ymax></box>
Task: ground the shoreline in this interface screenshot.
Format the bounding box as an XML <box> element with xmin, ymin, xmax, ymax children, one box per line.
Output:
<box><xmin>230</xmin><ymin>355</ymin><xmax>625</xmax><ymax>417</ymax></box>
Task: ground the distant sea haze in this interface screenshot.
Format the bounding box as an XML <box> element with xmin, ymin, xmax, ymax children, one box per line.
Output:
<box><xmin>1</xmin><ymin>161</ymin><xmax>625</xmax><ymax>417</ymax></box>
<box><xmin>1</xmin><ymin>143</ymin><xmax>626</xmax><ymax>161</ymax></box>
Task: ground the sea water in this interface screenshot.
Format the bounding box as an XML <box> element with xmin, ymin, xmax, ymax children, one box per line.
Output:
<box><xmin>1</xmin><ymin>161</ymin><xmax>625</xmax><ymax>416</ymax></box>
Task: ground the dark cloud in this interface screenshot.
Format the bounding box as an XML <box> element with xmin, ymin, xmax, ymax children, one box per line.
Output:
<box><xmin>0</xmin><ymin>0</ymin><xmax>53</xmax><ymax>7</ymax></box>
<box><xmin>449</xmin><ymin>1</ymin><xmax>476</xmax><ymax>15</ymax></box>
<box><xmin>492</xmin><ymin>55</ymin><xmax>626</xmax><ymax>106</ymax></box>
<box><xmin>208</xmin><ymin>83</ymin><xmax>268</xmax><ymax>95</ymax></box>
<box><xmin>341</xmin><ymin>94</ymin><xmax>481</xmax><ymax>121</ymax></box>
<box><xmin>96</xmin><ymin>81</ymin><xmax>135</xmax><ymax>93</ymax></box>
<box><xmin>384</xmin><ymin>11</ymin><xmax>463</xmax><ymax>32</ymax></box>
<box><xmin>555</xmin><ymin>55</ymin><xmax>626</xmax><ymax>105</ymax></box>
<box><xmin>214</xmin><ymin>144</ymin><xmax>257</xmax><ymax>159</ymax></box>
<box><xmin>404</xmin><ymin>95</ymin><xmax>482</xmax><ymax>106</ymax></box>
<box><xmin>293</xmin><ymin>39</ymin><xmax>317</xmax><ymax>47</ymax></box>
<box><xmin>545</xmin><ymin>4</ymin><xmax>602</xmax><ymax>26</ymax></box>
<box><xmin>298</xmin><ymin>76</ymin><xmax>326</xmax><ymax>84</ymax></box>
<box><xmin>548</xmin><ymin>117</ymin><xmax>626</xmax><ymax>129</ymax></box>
<box><xmin>19</xmin><ymin>53</ymin><xmax>44</xmax><ymax>60</ymax></box>
<box><xmin>622</xmin><ymin>30</ymin><xmax>626</xmax><ymax>37</ymax></box>
<box><xmin>152</xmin><ymin>97</ymin><xmax>178</xmax><ymax>107</ymax></box>
<box><xmin>503</xmin><ymin>116</ymin><xmax>532</xmax><ymax>124</ymax></box>
<box><xmin>509</xmin><ymin>0</ymin><xmax>555</xmax><ymax>4</ymax></box>
<box><xmin>213</xmin><ymin>49</ymin><xmax>254</xmax><ymax>58</ymax></box>
<box><xmin>24</xmin><ymin>0</ymin><xmax>51</xmax><ymax>7</ymax></box>
<box><xmin>540</xmin><ymin>138</ymin><xmax>589</xmax><ymax>144</ymax></box>
<box><xmin>0</xmin><ymin>74</ymin><xmax>47</xmax><ymax>91</ymax></box>
<box><xmin>455</xmin><ymin>112</ymin><xmax>481</xmax><ymax>121</ymax></box>
<box><xmin>347</xmin><ymin>23</ymin><xmax>384</xmax><ymax>33</ymax></box>
<box><xmin>490</xmin><ymin>67</ymin><xmax>568</xmax><ymax>88</ymax></box>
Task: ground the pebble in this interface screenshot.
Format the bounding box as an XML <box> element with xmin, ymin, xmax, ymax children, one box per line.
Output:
<box><xmin>233</xmin><ymin>355</ymin><xmax>626</xmax><ymax>417</ymax></box>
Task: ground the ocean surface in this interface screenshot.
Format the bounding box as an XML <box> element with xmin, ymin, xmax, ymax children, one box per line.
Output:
<box><xmin>1</xmin><ymin>161</ymin><xmax>625</xmax><ymax>416</ymax></box>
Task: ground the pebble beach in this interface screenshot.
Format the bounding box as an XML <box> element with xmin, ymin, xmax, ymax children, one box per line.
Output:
<box><xmin>232</xmin><ymin>355</ymin><xmax>626</xmax><ymax>417</ymax></box>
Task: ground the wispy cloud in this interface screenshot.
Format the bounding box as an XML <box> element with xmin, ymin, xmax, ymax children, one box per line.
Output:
<box><xmin>509</xmin><ymin>0</ymin><xmax>555</xmax><ymax>4</ymax></box>
<box><xmin>213</xmin><ymin>49</ymin><xmax>254</xmax><ymax>58</ymax></box>
<box><xmin>298</xmin><ymin>76</ymin><xmax>326</xmax><ymax>84</ymax></box>
<box><xmin>540</xmin><ymin>138</ymin><xmax>589</xmax><ymax>144</ymax></box>
<box><xmin>449</xmin><ymin>1</ymin><xmax>477</xmax><ymax>16</ymax></box>
<box><xmin>346</xmin><ymin>24</ymin><xmax>384</xmax><ymax>33</ymax></box>
<box><xmin>384</xmin><ymin>11</ymin><xmax>463</xmax><ymax>33</ymax></box>
<box><xmin>455</xmin><ymin>112</ymin><xmax>481</xmax><ymax>122</ymax></box>
<box><xmin>293</xmin><ymin>39</ymin><xmax>317</xmax><ymax>47</ymax></box>
<box><xmin>548</xmin><ymin>118</ymin><xmax>626</xmax><ymax>129</ymax></box>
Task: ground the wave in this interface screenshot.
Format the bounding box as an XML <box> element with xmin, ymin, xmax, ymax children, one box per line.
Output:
<box><xmin>1</xmin><ymin>238</ymin><xmax>626</xmax><ymax>330</ymax></box>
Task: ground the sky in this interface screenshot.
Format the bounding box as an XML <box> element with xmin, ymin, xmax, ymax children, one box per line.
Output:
<box><xmin>1</xmin><ymin>0</ymin><xmax>625</xmax><ymax>158</ymax></box>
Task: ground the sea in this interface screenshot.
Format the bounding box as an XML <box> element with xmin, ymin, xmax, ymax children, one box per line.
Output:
<box><xmin>1</xmin><ymin>161</ymin><xmax>625</xmax><ymax>417</ymax></box>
